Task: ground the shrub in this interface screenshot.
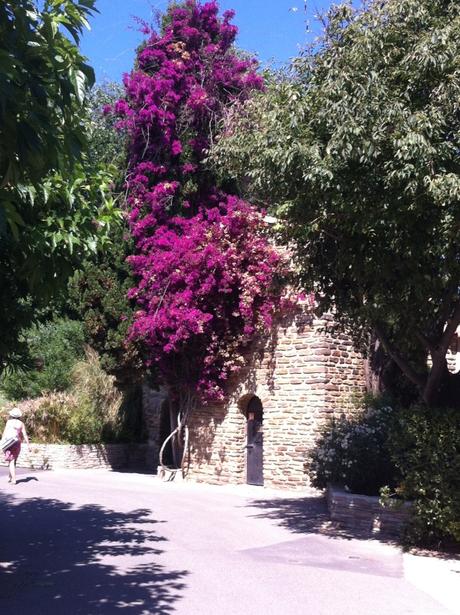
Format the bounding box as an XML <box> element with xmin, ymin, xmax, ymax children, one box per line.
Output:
<box><xmin>64</xmin><ymin>400</ymin><xmax>106</xmax><ymax>445</ymax></box>
<box><xmin>71</xmin><ymin>348</ymin><xmax>122</xmax><ymax>421</ymax></box>
<box><xmin>0</xmin><ymin>393</ymin><xmax>73</xmax><ymax>444</ymax></box>
<box><xmin>1</xmin><ymin>349</ymin><xmax>145</xmax><ymax>444</ymax></box>
<box><xmin>308</xmin><ymin>398</ymin><xmax>460</xmax><ymax>547</ymax></box>
<box><xmin>388</xmin><ymin>404</ymin><xmax>460</xmax><ymax>546</ymax></box>
<box><xmin>102</xmin><ymin>384</ymin><xmax>146</xmax><ymax>444</ymax></box>
<box><xmin>0</xmin><ymin>318</ymin><xmax>85</xmax><ymax>400</ymax></box>
<box><xmin>68</xmin><ymin>225</ymin><xmax>145</xmax><ymax>390</ymax></box>
<box><xmin>307</xmin><ymin>397</ymin><xmax>399</xmax><ymax>496</ymax></box>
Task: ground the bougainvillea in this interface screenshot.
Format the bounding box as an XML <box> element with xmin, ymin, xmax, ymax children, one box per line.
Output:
<box><xmin>115</xmin><ymin>1</ymin><xmax>291</xmax><ymax>408</ymax></box>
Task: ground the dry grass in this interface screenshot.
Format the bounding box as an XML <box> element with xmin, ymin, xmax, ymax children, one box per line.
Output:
<box><xmin>1</xmin><ymin>348</ymin><xmax>124</xmax><ymax>444</ymax></box>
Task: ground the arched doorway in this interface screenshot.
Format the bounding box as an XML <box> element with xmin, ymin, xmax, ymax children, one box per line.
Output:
<box><xmin>245</xmin><ymin>396</ymin><xmax>263</xmax><ymax>486</ymax></box>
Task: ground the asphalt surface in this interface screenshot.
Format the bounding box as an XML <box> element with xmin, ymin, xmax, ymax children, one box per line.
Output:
<box><xmin>0</xmin><ymin>467</ymin><xmax>458</xmax><ymax>615</ymax></box>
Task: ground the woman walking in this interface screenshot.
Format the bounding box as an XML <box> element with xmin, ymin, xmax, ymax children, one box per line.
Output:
<box><xmin>2</xmin><ymin>408</ymin><xmax>29</xmax><ymax>484</ymax></box>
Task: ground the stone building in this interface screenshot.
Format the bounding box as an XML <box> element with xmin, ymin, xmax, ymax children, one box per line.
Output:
<box><xmin>143</xmin><ymin>304</ymin><xmax>367</xmax><ymax>491</ymax></box>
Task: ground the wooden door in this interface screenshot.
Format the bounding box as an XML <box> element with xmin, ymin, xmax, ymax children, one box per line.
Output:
<box><xmin>246</xmin><ymin>397</ymin><xmax>263</xmax><ymax>486</ymax></box>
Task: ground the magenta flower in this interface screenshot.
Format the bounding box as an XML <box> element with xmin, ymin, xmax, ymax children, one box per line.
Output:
<box><xmin>113</xmin><ymin>1</ymin><xmax>293</xmax><ymax>404</ymax></box>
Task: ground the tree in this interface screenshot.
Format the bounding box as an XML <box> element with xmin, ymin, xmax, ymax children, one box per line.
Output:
<box><xmin>1</xmin><ymin>318</ymin><xmax>85</xmax><ymax>400</ymax></box>
<box><xmin>0</xmin><ymin>1</ymin><xmax>120</xmax><ymax>372</ymax></box>
<box><xmin>115</xmin><ymin>1</ymin><xmax>291</xmax><ymax>461</ymax></box>
<box><xmin>211</xmin><ymin>0</ymin><xmax>460</xmax><ymax>407</ymax></box>
<box><xmin>66</xmin><ymin>82</ymin><xmax>144</xmax><ymax>389</ymax></box>
<box><xmin>1</xmin><ymin>0</ymin><xmax>96</xmax><ymax>208</ymax></box>
<box><xmin>86</xmin><ymin>82</ymin><xmax>127</xmax><ymax>171</ymax></box>
<box><xmin>69</xmin><ymin>225</ymin><xmax>145</xmax><ymax>389</ymax></box>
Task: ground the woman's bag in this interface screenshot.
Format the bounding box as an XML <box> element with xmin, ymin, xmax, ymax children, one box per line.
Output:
<box><xmin>1</xmin><ymin>436</ymin><xmax>19</xmax><ymax>452</ymax></box>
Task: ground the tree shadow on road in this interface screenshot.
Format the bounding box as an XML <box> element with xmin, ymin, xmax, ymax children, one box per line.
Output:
<box><xmin>0</xmin><ymin>492</ymin><xmax>188</xmax><ymax>614</ymax></box>
<box><xmin>246</xmin><ymin>495</ymin><xmax>401</xmax><ymax>544</ymax></box>
<box><xmin>248</xmin><ymin>495</ymin><xmax>460</xmax><ymax>559</ymax></box>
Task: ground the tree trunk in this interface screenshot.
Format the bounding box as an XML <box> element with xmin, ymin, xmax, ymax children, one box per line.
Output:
<box><xmin>422</xmin><ymin>353</ymin><xmax>447</xmax><ymax>407</ymax></box>
<box><xmin>168</xmin><ymin>402</ymin><xmax>182</xmax><ymax>468</ymax></box>
<box><xmin>423</xmin><ymin>365</ymin><xmax>460</xmax><ymax>409</ymax></box>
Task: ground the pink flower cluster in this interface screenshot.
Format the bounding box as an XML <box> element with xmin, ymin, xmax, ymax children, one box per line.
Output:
<box><xmin>116</xmin><ymin>1</ymin><xmax>290</xmax><ymax>403</ymax></box>
<box><xmin>128</xmin><ymin>197</ymin><xmax>289</xmax><ymax>401</ymax></box>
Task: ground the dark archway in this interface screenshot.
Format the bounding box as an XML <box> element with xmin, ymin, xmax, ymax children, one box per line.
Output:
<box><xmin>245</xmin><ymin>396</ymin><xmax>264</xmax><ymax>486</ymax></box>
<box><xmin>159</xmin><ymin>399</ymin><xmax>175</xmax><ymax>468</ymax></box>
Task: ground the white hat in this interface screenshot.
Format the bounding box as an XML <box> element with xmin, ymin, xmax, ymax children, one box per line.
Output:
<box><xmin>9</xmin><ymin>408</ymin><xmax>22</xmax><ymax>419</ymax></box>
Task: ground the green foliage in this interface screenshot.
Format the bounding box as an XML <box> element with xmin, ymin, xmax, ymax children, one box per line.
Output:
<box><xmin>389</xmin><ymin>404</ymin><xmax>460</xmax><ymax>545</ymax></box>
<box><xmin>67</xmin><ymin>83</ymin><xmax>139</xmax><ymax>388</ymax></box>
<box><xmin>0</xmin><ymin>1</ymin><xmax>116</xmax><ymax>253</ymax></box>
<box><xmin>63</xmin><ymin>400</ymin><xmax>103</xmax><ymax>445</ymax></box>
<box><xmin>308</xmin><ymin>397</ymin><xmax>460</xmax><ymax>546</ymax></box>
<box><xmin>86</xmin><ymin>82</ymin><xmax>127</xmax><ymax>170</ymax></box>
<box><xmin>0</xmin><ymin>249</ymin><xmax>34</xmax><ymax>372</ymax></box>
<box><xmin>7</xmin><ymin>165</ymin><xmax>122</xmax><ymax>294</ymax></box>
<box><xmin>68</xmin><ymin>224</ymin><xmax>144</xmax><ymax>389</ymax></box>
<box><xmin>111</xmin><ymin>385</ymin><xmax>146</xmax><ymax>444</ymax></box>
<box><xmin>65</xmin><ymin>349</ymin><xmax>146</xmax><ymax>444</ymax></box>
<box><xmin>18</xmin><ymin>393</ymin><xmax>74</xmax><ymax>444</ymax></box>
<box><xmin>0</xmin><ymin>0</ymin><xmax>96</xmax><ymax>191</ymax></box>
<box><xmin>69</xmin><ymin>348</ymin><xmax>123</xmax><ymax>443</ymax></box>
<box><xmin>0</xmin><ymin>1</ymin><xmax>123</xmax><ymax>374</ymax></box>
<box><xmin>0</xmin><ymin>319</ymin><xmax>85</xmax><ymax>400</ymax></box>
<box><xmin>212</xmin><ymin>0</ymin><xmax>460</xmax><ymax>406</ymax></box>
<box><xmin>307</xmin><ymin>397</ymin><xmax>399</xmax><ymax>495</ymax></box>
<box><xmin>1</xmin><ymin>349</ymin><xmax>146</xmax><ymax>444</ymax></box>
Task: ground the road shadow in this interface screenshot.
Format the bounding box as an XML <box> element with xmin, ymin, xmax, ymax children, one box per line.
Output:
<box><xmin>248</xmin><ymin>496</ymin><xmax>460</xmax><ymax>559</ymax></box>
<box><xmin>15</xmin><ymin>476</ymin><xmax>39</xmax><ymax>484</ymax></box>
<box><xmin>246</xmin><ymin>495</ymin><xmax>401</xmax><ymax>544</ymax></box>
<box><xmin>0</xmin><ymin>492</ymin><xmax>188</xmax><ymax>614</ymax></box>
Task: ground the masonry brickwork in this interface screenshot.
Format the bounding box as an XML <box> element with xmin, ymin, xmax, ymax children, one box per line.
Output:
<box><xmin>180</xmin><ymin>308</ymin><xmax>367</xmax><ymax>490</ymax></box>
<box><xmin>9</xmin><ymin>443</ymin><xmax>156</xmax><ymax>472</ymax></box>
<box><xmin>327</xmin><ymin>485</ymin><xmax>413</xmax><ymax>539</ymax></box>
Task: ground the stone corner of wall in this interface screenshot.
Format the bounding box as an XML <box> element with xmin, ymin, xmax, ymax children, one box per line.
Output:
<box><xmin>326</xmin><ymin>484</ymin><xmax>413</xmax><ymax>538</ymax></box>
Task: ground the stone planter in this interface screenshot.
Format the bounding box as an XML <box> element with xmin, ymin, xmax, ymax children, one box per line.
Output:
<box><xmin>9</xmin><ymin>442</ymin><xmax>158</xmax><ymax>472</ymax></box>
<box><xmin>327</xmin><ymin>484</ymin><xmax>413</xmax><ymax>539</ymax></box>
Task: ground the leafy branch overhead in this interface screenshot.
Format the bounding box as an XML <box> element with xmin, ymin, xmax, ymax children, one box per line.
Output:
<box><xmin>0</xmin><ymin>0</ymin><xmax>96</xmax><ymax>189</ymax></box>
<box><xmin>0</xmin><ymin>1</ymin><xmax>122</xmax><ymax>372</ymax></box>
<box><xmin>212</xmin><ymin>0</ymin><xmax>460</xmax><ymax>407</ymax></box>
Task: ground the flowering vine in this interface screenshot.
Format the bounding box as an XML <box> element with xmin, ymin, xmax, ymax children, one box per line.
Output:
<box><xmin>115</xmin><ymin>1</ymin><xmax>292</xmax><ymax>410</ymax></box>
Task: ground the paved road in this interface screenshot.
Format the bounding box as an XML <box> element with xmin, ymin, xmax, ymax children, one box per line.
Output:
<box><xmin>0</xmin><ymin>467</ymin><xmax>457</xmax><ymax>615</ymax></box>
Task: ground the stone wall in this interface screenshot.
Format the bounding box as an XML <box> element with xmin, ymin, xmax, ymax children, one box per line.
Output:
<box><xmin>327</xmin><ymin>485</ymin><xmax>412</xmax><ymax>539</ymax></box>
<box><xmin>186</xmin><ymin>307</ymin><xmax>367</xmax><ymax>490</ymax></box>
<box><xmin>9</xmin><ymin>443</ymin><xmax>157</xmax><ymax>472</ymax></box>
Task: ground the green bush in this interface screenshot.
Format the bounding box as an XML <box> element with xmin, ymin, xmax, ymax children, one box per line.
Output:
<box><xmin>1</xmin><ymin>349</ymin><xmax>146</xmax><ymax>445</ymax></box>
<box><xmin>307</xmin><ymin>397</ymin><xmax>399</xmax><ymax>496</ymax></box>
<box><xmin>67</xmin><ymin>348</ymin><xmax>145</xmax><ymax>444</ymax></box>
<box><xmin>308</xmin><ymin>398</ymin><xmax>460</xmax><ymax>547</ymax></box>
<box><xmin>22</xmin><ymin>394</ymin><xmax>73</xmax><ymax>443</ymax></box>
<box><xmin>68</xmin><ymin>224</ymin><xmax>145</xmax><ymax>390</ymax></box>
<box><xmin>0</xmin><ymin>393</ymin><xmax>72</xmax><ymax>444</ymax></box>
<box><xmin>0</xmin><ymin>319</ymin><xmax>85</xmax><ymax>400</ymax></box>
<box><xmin>101</xmin><ymin>385</ymin><xmax>146</xmax><ymax>444</ymax></box>
<box><xmin>64</xmin><ymin>400</ymin><xmax>106</xmax><ymax>445</ymax></box>
<box><xmin>388</xmin><ymin>404</ymin><xmax>460</xmax><ymax>546</ymax></box>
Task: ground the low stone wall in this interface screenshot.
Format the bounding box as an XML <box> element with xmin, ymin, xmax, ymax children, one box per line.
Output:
<box><xmin>327</xmin><ymin>485</ymin><xmax>412</xmax><ymax>539</ymax></box>
<box><xmin>8</xmin><ymin>443</ymin><xmax>158</xmax><ymax>472</ymax></box>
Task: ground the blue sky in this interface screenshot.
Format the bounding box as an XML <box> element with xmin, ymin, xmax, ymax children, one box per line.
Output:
<box><xmin>81</xmin><ymin>0</ymin><xmax>356</xmax><ymax>83</ymax></box>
